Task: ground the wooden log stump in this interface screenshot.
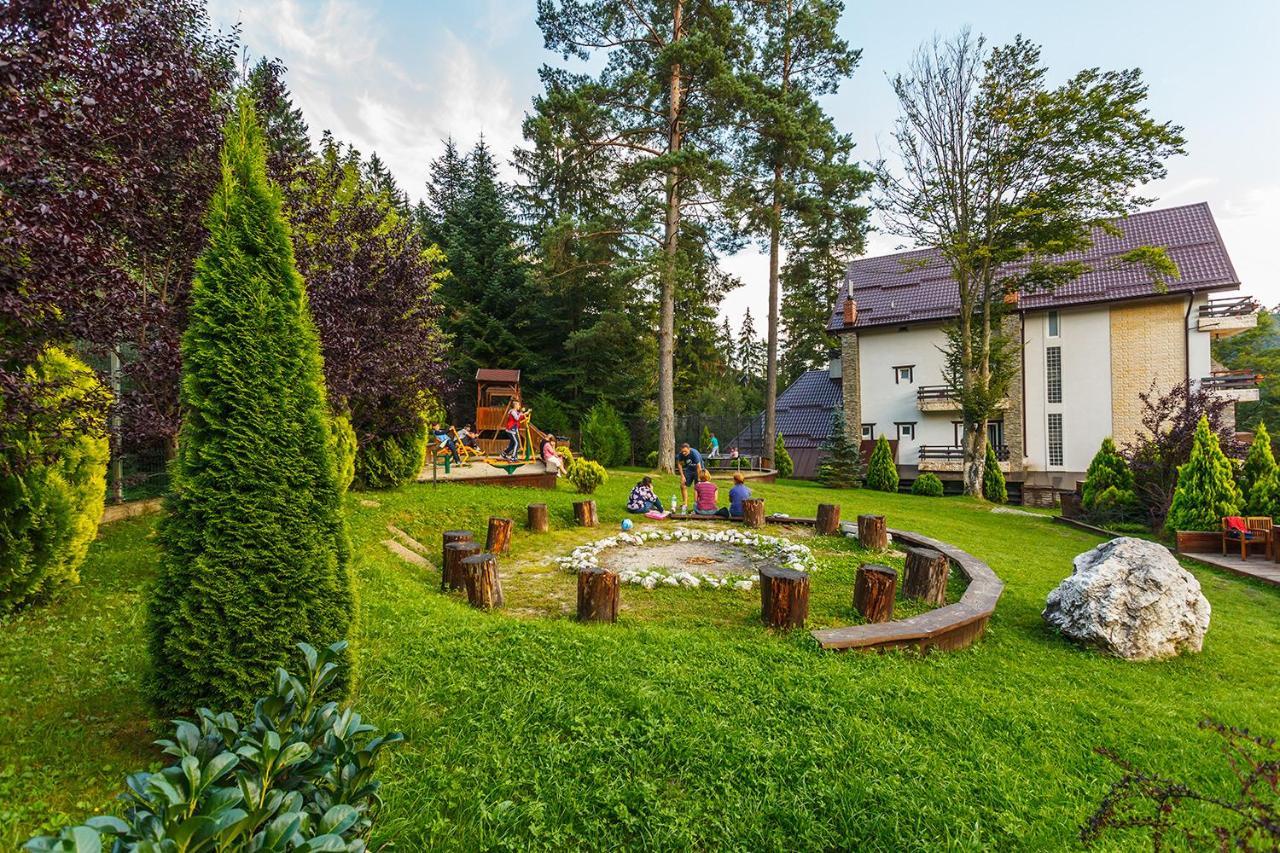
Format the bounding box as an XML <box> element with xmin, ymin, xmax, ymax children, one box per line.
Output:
<box><xmin>759</xmin><ymin>566</ymin><xmax>810</xmax><ymax>630</ymax></box>
<box><xmin>441</xmin><ymin>530</ymin><xmax>474</xmax><ymax>591</ymax></box>
<box><xmin>461</xmin><ymin>552</ymin><xmax>503</xmax><ymax>609</ymax></box>
<box><xmin>854</xmin><ymin>563</ymin><xmax>897</xmax><ymax>623</ymax></box>
<box><xmin>742</xmin><ymin>498</ymin><xmax>766</xmax><ymax>528</ymax></box>
<box><xmin>442</xmin><ymin>541</ymin><xmax>479</xmax><ymax>592</ymax></box>
<box><xmin>857</xmin><ymin>514</ymin><xmax>888</xmax><ymax>550</ymax></box>
<box><xmin>485</xmin><ymin>516</ymin><xmax>514</xmax><ymax>554</ymax></box>
<box><xmin>577</xmin><ymin>567</ymin><xmax>619</xmax><ymax>623</ymax></box>
<box><xmin>815</xmin><ymin>503</ymin><xmax>841</xmax><ymax>536</ymax></box>
<box><xmin>573</xmin><ymin>500</ymin><xmax>598</xmax><ymax>527</ymax></box>
<box><xmin>527</xmin><ymin>503</ymin><xmax>549</xmax><ymax>533</ymax></box>
<box><xmin>903</xmin><ymin>546</ymin><xmax>949</xmax><ymax>606</ymax></box>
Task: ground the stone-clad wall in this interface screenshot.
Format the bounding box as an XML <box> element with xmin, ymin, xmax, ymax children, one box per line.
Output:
<box><xmin>840</xmin><ymin>333</ymin><xmax>860</xmax><ymax>441</ymax></box>
<box><xmin>1002</xmin><ymin>313</ymin><xmax>1025</xmax><ymax>475</ymax></box>
<box><xmin>1109</xmin><ymin>298</ymin><xmax>1186</xmax><ymax>445</ymax></box>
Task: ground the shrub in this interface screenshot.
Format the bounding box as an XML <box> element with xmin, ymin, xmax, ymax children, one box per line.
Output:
<box><xmin>580</xmin><ymin>401</ymin><xmax>630</xmax><ymax>467</ymax></box>
<box><xmin>911</xmin><ymin>473</ymin><xmax>944</xmax><ymax>497</ymax></box>
<box><xmin>568</xmin><ymin>459</ymin><xmax>607</xmax><ymax>494</ymax></box>
<box><xmin>1240</xmin><ymin>422</ymin><xmax>1277</xmax><ymax>514</ymax></box>
<box><xmin>1</xmin><ymin>348</ymin><xmax>110</xmax><ymax>614</ymax></box>
<box><xmin>1249</xmin><ymin>469</ymin><xmax>1280</xmax><ymax>519</ymax></box>
<box><xmin>147</xmin><ymin>98</ymin><xmax>353</xmax><ymax>715</ymax></box>
<box><xmin>864</xmin><ymin>435</ymin><xmax>898</xmax><ymax>492</ymax></box>
<box><xmin>1082</xmin><ymin>438</ymin><xmax>1134</xmax><ymax>508</ymax></box>
<box><xmin>983</xmin><ymin>443</ymin><xmax>1007</xmax><ymax>504</ymax></box>
<box><xmin>645</xmin><ymin>450</ymin><xmax>658</xmax><ymax>469</ymax></box>
<box><xmin>701</xmin><ymin>424</ymin><xmax>714</xmax><ymax>455</ymax></box>
<box><xmin>1167</xmin><ymin>416</ymin><xmax>1243</xmax><ymax>532</ymax></box>
<box><xmin>355</xmin><ymin>421</ymin><xmax>427</xmax><ymax>489</ymax></box>
<box><xmin>774</xmin><ymin>433</ymin><xmax>793</xmax><ymax>478</ymax></box>
<box><xmin>817</xmin><ymin>409</ymin><xmax>861</xmax><ymax>488</ymax></box>
<box><xmin>330</xmin><ymin>413</ymin><xmax>357</xmax><ymax>495</ymax></box>
<box><xmin>555</xmin><ymin>445</ymin><xmax>575</xmax><ymax>470</ymax></box>
<box><xmin>528</xmin><ymin>391</ymin><xmax>571</xmax><ymax>438</ymax></box>
<box><xmin>26</xmin><ymin>642</ymin><xmax>403</xmax><ymax>852</ymax></box>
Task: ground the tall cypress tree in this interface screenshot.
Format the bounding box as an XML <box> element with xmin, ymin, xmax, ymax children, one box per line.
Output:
<box><xmin>146</xmin><ymin>97</ymin><xmax>352</xmax><ymax>714</ymax></box>
<box><xmin>1167</xmin><ymin>416</ymin><xmax>1243</xmax><ymax>532</ymax></box>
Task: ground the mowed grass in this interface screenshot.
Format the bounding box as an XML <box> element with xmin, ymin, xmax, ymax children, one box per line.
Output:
<box><xmin>2</xmin><ymin>471</ymin><xmax>1278</xmax><ymax>849</ymax></box>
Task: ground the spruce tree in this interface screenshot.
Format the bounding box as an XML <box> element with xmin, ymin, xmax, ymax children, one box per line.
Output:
<box><xmin>774</xmin><ymin>433</ymin><xmax>794</xmax><ymax>478</ymax></box>
<box><xmin>147</xmin><ymin>97</ymin><xmax>352</xmax><ymax>714</ymax></box>
<box><xmin>817</xmin><ymin>409</ymin><xmax>860</xmax><ymax>488</ymax></box>
<box><xmin>865</xmin><ymin>435</ymin><xmax>899</xmax><ymax>492</ymax></box>
<box><xmin>1082</xmin><ymin>437</ymin><xmax>1136</xmax><ymax>510</ymax></box>
<box><xmin>1240</xmin><ymin>422</ymin><xmax>1276</xmax><ymax>513</ymax></box>
<box><xmin>1167</xmin><ymin>416</ymin><xmax>1243</xmax><ymax>532</ymax></box>
<box><xmin>983</xmin><ymin>442</ymin><xmax>1008</xmax><ymax>504</ymax></box>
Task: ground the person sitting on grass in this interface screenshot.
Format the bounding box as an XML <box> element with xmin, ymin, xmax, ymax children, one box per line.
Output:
<box><xmin>430</xmin><ymin>423</ymin><xmax>460</xmax><ymax>464</ymax></box>
<box><xmin>728</xmin><ymin>472</ymin><xmax>751</xmax><ymax>518</ymax></box>
<box><xmin>693</xmin><ymin>469</ymin><xmax>727</xmax><ymax>517</ymax></box>
<box><xmin>627</xmin><ymin>476</ymin><xmax>664</xmax><ymax>513</ymax></box>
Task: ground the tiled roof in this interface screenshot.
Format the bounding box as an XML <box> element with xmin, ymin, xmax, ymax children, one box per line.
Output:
<box><xmin>827</xmin><ymin>202</ymin><xmax>1240</xmax><ymax>332</ymax></box>
<box><xmin>731</xmin><ymin>369</ymin><xmax>842</xmax><ymax>450</ymax></box>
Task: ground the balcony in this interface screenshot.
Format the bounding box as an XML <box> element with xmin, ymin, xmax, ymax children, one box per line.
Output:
<box><xmin>1201</xmin><ymin>370</ymin><xmax>1262</xmax><ymax>403</ymax></box>
<box><xmin>917</xmin><ymin>385</ymin><xmax>1011</xmax><ymax>412</ymax></box>
<box><xmin>918</xmin><ymin>444</ymin><xmax>1011</xmax><ymax>473</ymax></box>
<box><xmin>1197</xmin><ymin>296</ymin><xmax>1260</xmax><ymax>337</ymax></box>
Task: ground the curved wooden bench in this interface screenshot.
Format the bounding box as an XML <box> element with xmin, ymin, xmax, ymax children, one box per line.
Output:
<box><xmin>811</xmin><ymin>528</ymin><xmax>1004</xmax><ymax>653</ymax></box>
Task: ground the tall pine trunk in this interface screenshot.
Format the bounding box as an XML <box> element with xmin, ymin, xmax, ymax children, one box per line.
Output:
<box><xmin>764</xmin><ymin>168</ymin><xmax>781</xmax><ymax>466</ymax></box>
<box><xmin>657</xmin><ymin>0</ymin><xmax>683</xmax><ymax>474</ymax></box>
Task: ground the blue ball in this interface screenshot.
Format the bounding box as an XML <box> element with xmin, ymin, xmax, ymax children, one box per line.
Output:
<box><xmin>621</xmin><ymin>518</ymin><xmax>634</xmax><ymax>531</ymax></box>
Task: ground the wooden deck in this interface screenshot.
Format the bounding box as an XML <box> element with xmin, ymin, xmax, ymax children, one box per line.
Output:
<box><xmin>417</xmin><ymin>458</ymin><xmax>558</xmax><ymax>489</ymax></box>
<box><xmin>1176</xmin><ymin>551</ymin><xmax>1280</xmax><ymax>588</ymax></box>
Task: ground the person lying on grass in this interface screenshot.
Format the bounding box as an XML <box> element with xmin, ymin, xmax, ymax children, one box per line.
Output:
<box><xmin>627</xmin><ymin>476</ymin><xmax>664</xmax><ymax>513</ymax></box>
<box><xmin>693</xmin><ymin>469</ymin><xmax>729</xmax><ymax>517</ymax></box>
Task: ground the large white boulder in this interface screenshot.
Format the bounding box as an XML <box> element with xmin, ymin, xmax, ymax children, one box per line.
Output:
<box><xmin>1042</xmin><ymin>537</ymin><xmax>1210</xmax><ymax>660</ymax></box>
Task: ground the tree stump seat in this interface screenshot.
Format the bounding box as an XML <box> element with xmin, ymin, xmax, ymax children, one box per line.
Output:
<box><xmin>759</xmin><ymin>565</ymin><xmax>810</xmax><ymax>629</ymax></box>
<box><xmin>854</xmin><ymin>563</ymin><xmax>896</xmax><ymax>623</ymax></box>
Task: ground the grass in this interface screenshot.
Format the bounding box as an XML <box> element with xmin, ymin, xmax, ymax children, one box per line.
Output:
<box><xmin>2</xmin><ymin>472</ymin><xmax>1279</xmax><ymax>849</ymax></box>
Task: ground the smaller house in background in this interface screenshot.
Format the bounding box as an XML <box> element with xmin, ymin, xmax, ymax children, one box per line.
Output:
<box><xmin>729</xmin><ymin>364</ymin><xmax>844</xmax><ymax>478</ymax></box>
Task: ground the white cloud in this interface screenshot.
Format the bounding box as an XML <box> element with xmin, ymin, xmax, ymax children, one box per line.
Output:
<box><xmin>1215</xmin><ymin>185</ymin><xmax>1280</xmax><ymax>308</ymax></box>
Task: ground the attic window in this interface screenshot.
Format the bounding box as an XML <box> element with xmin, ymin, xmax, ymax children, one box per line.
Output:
<box><xmin>861</xmin><ymin>423</ymin><xmax>874</xmax><ymax>440</ymax></box>
<box><xmin>894</xmin><ymin>365</ymin><xmax>914</xmax><ymax>384</ymax></box>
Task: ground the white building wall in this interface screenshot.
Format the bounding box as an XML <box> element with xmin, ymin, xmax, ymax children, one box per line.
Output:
<box><xmin>856</xmin><ymin>324</ymin><xmax>952</xmax><ymax>464</ymax></box>
<box><xmin>1187</xmin><ymin>293</ymin><xmax>1213</xmax><ymax>378</ymax></box>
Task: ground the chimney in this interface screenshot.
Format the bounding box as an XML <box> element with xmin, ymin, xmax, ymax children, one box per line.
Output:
<box><xmin>1003</xmin><ymin>290</ymin><xmax>1020</xmax><ymax>306</ymax></box>
<box><xmin>842</xmin><ymin>297</ymin><xmax>858</xmax><ymax>327</ymax></box>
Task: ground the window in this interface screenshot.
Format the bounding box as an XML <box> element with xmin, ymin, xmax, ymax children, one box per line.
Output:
<box><xmin>1047</xmin><ymin>413</ymin><xmax>1064</xmax><ymax>466</ymax></box>
<box><xmin>861</xmin><ymin>424</ymin><xmax>874</xmax><ymax>440</ymax></box>
<box><xmin>987</xmin><ymin>420</ymin><xmax>1004</xmax><ymax>449</ymax></box>
<box><xmin>894</xmin><ymin>365</ymin><xmax>914</xmax><ymax>384</ymax></box>
<box><xmin>896</xmin><ymin>422</ymin><xmax>916</xmax><ymax>441</ymax></box>
<box><xmin>1046</xmin><ymin>346</ymin><xmax>1062</xmax><ymax>404</ymax></box>
<box><xmin>1047</xmin><ymin>310</ymin><xmax>1060</xmax><ymax>338</ymax></box>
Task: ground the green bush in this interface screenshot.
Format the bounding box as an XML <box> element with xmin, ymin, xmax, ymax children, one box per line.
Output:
<box><xmin>1248</xmin><ymin>469</ymin><xmax>1280</xmax><ymax>519</ymax></box>
<box><xmin>701</xmin><ymin>425</ymin><xmax>714</xmax><ymax>455</ymax></box>
<box><xmin>1167</xmin><ymin>416</ymin><xmax>1243</xmax><ymax>531</ymax></box>
<box><xmin>1241</xmin><ymin>423</ymin><xmax>1277</xmax><ymax>515</ymax></box>
<box><xmin>26</xmin><ymin>642</ymin><xmax>402</xmax><ymax>852</ymax></box>
<box><xmin>983</xmin><ymin>443</ymin><xmax>1007</xmax><ymax>504</ymax></box>
<box><xmin>774</xmin><ymin>433</ymin><xmax>793</xmax><ymax>478</ymax></box>
<box><xmin>330</xmin><ymin>413</ymin><xmax>357</xmax><ymax>495</ymax></box>
<box><xmin>580</xmin><ymin>401</ymin><xmax>631</xmax><ymax>467</ymax></box>
<box><xmin>355</xmin><ymin>421</ymin><xmax>427</xmax><ymax>489</ymax></box>
<box><xmin>817</xmin><ymin>410</ymin><xmax>861</xmax><ymax>488</ymax></box>
<box><xmin>864</xmin><ymin>435</ymin><xmax>898</xmax><ymax>492</ymax></box>
<box><xmin>645</xmin><ymin>450</ymin><xmax>659</xmax><ymax>470</ymax></box>
<box><xmin>911</xmin><ymin>472</ymin><xmax>944</xmax><ymax>497</ymax></box>
<box><xmin>1082</xmin><ymin>438</ymin><xmax>1134</xmax><ymax>508</ymax></box>
<box><xmin>528</xmin><ymin>391</ymin><xmax>571</xmax><ymax>438</ymax></box>
<box><xmin>568</xmin><ymin>459</ymin><xmax>607</xmax><ymax>494</ymax></box>
<box><xmin>1</xmin><ymin>348</ymin><xmax>110</xmax><ymax>614</ymax></box>
<box><xmin>147</xmin><ymin>97</ymin><xmax>353</xmax><ymax>715</ymax></box>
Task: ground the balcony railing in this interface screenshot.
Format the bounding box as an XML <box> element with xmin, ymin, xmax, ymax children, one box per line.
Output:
<box><xmin>917</xmin><ymin>385</ymin><xmax>958</xmax><ymax>403</ymax></box>
<box><xmin>1198</xmin><ymin>296</ymin><xmax>1260</xmax><ymax>318</ymax></box>
<box><xmin>1202</xmin><ymin>369</ymin><xmax>1262</xmax><ymax>391</ymax></box>
<box><xmin>918</xmin><ymin>444</ymin><xmax>1010</xmax><ymax>462</ymax></box>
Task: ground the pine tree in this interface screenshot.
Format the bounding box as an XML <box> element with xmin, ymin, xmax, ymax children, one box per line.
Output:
<box><xmin>1240</xmin><ymin>422</ymin><xmax>1276</xmax><ymax>513</ymax></box>
<box><xmin>774</xmin><ymin>432</ymin><xmax>793</xmax><ymax>478</ymax></box>
<box><xmin>1082</xmin><ymin>437</ymin><xmax>1136</xmax><ymax>510</ymax></box>
<box><xmin>817</xmin><ymin>409</ymin><xmax>860</xmax><ymax>488</ymax></box>
<box><xmin>738</xmin><ymin>308</ymin><xmax>764</xmax><ymax>380</ymax></box>
<box><xmin>983</xmin><ymin>442</ymin><xmax>1007</xmax><ymax>504</ymax></box>
<box><xmin>865</xmin><ymin>435</ymin><xmax>899</xmax><ymax>492</ymax></box>
<box><xmin>1167</xmin><ymin>416</ymin><xmax>1244</xmax><ymax>531</ymax></box>
<box><xmin>146</xmin><ymin>98</ymin><xmax>352</xmax><ymax>714</ymax></box>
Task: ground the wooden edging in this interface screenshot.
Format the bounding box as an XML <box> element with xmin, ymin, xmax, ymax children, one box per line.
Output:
<box><xmin>100</xmin><ymin>497</ymin><xmax>163</xmax><ymax>525</ymax></box>
<box><xmin>810</xmin><ymin>528</ymin><xmax>1004</xmax><ymax>654</ymax></box>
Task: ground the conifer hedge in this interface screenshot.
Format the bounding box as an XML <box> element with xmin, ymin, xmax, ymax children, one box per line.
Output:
<box><xmin>817</xmin><ymin>410</ymin><xmax>861</xmax><ymax>488</ymax></box>
<box><xmin>146</xmin><ymin>97</ymin><xmax>352</xmax><ymax>714</ymax></box>
<box><xmin>774</xmin><ymin>433</ymin><xmax>793</xmax><ymax>478</ymax></box>
<box><xmin>1240</xmin><ymin>422</ymin><xmax>1276</xmax><ymax>515</ymax></box>
<box><xmin>864</xmin><ymin>435</ymin><xmax>898</xmax><ymax>492</ymax></box>
<box><xmin>1166</xmin><ymin>416</ymin><xmax>1243</xmax><ymax>531</ymax></box>
<box><xmin>1082</xmin><ymin>437</ymin><xmax>1136</xmax><ymax>512</ymax></box>
<box><xmin>1</xmin><ymin>348</ymin><xmax>109</xmax><ymax>613</ymax></box>
<box><xmin>983</xmin><ymin>443</ymin><xmax>1007</xmax><ymax>504</ymax></box>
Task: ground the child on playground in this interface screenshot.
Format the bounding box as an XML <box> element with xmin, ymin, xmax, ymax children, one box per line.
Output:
<box><xmin>502</xmin><ymin>400</ymin><xmax>530</xmax><ymax>461</ymax></box>
<box><xmin>541</xmin><ymin>434</ymin><xmax>563</xmax><ymax>476</ymax></box>
<box><xmin>457</xmin><ymin>423</ymin><xmax>479</xmax><ymax>450</ymax></box>
<box><xmin>430</xmin><ymin>422</ymin><xmax>460</xmax><ymax>464</ymax></box>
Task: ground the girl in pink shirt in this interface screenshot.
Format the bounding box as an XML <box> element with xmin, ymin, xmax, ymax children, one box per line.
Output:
<box><xmin>693</xmin><ymin>469</ymin><xmax>719</xmax><ymax>515</ymax></box>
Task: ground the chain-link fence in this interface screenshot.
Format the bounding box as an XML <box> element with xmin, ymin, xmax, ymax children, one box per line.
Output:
<box><xmin>622</xmin><ymin>412</ymin><xmax>766</xmax><ymax>465</ymax></box>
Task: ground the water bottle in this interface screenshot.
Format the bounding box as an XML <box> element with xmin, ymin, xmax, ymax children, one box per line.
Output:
<box><xmin>670</xmin><ymin>494</ymin><xmax>677</xmax><ymax>514</ymax></box>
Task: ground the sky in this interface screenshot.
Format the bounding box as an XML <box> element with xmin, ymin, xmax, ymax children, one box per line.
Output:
<box><xmin>208</xmin><ymin>0</ymin><xmax>1280</xmax><ymax>330</ymax></box>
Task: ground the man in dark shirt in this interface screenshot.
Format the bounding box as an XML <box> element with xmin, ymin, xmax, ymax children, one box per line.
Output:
<box><xmin>676</xmin><ymin>442</ymin><xmax>704</xmax><ymax>511</ymax></box>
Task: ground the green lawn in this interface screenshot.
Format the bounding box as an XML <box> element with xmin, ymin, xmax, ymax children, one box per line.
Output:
<box><xmin>2</xmin><ymin>472</ymin><xmax>1278</xmax><ymax>849</ymax></box>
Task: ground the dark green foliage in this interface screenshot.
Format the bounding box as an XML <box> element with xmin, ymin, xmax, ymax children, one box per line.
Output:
<box><xmin>354</xmin><ymin>422</ymin><xmax>427</xmax><ymax>490</ymax></box>
<box><xmin>528</xmin><ymin>392</ymin><xmax>571</xmax><ymax>438</ymax></box>
<box><xmin>1240</xmin><ymin>422</ymin><xmax>1276</xmax><ymax>513</ymax></box>
<box><xmin>26</xmin><ymin>642</ymin><xmax>402</xmax><ymax>852</ymax></box>
<box><xmin>1</xmin><ymin>349</ymin><xmax>109</xmax><ymax>614</ymax></box>
<box><xmin>911</xmin><ymin>473</ymin><xmax>944</xmax><ymax>497</ymax></box>
<box><xmin>1167</xmin><ymin>416</ymin><xmax>1243</xmax><ymax>531</ymax></box>
<box><xmin>580</xmin><ymin>402</ymin><xmax>631</xmax><ymax>467</ymax></box>
<box><xmin>774</xmin><ymin>433</ymin><xmax>794</xmax><ymax>478</ymax></box>
<box><xmin>817</xmin><ymin>409</ymin><xmax>860</xmax><ymax>488</ymax></box>
<box><xmin>1214</xmin><ymin>308</ymin><xmax>1280</xmax><ymax>432</ymax></box>
<box><xmin>1082</xmin><ymin>438</ymin><xmax>1136</xmax><ymax>515</ymax></box>
<box><xmin>701</xmin><ymin>425</ymin><xmax>714</xmax><ymax>455</ymax></box>
<box><xmin>983</xmin><ymin>443</ymin><xmax>1007</xmax><ymax>504</ymax></box>
<box><xmin>146</xmin><ymin>98</ymin><xmax>352</xmax><ymax>715</ymax></box>
<box><xmin>645</xmin><ymin>450</ymin><xmax>659</xmax><ymax>470</ymax></box>
<box><xmin>865</xmin><ymin>435</ymin><xmax>898</xmax><ymax>493</ymax></box>
<box><xmin>568</xmin><ymin>459</ymin><xmax>607</xmax><ymax>494</ymax></box>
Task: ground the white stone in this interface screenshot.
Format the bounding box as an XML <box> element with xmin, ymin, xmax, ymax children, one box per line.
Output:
<box><xmin>733</xmin><ymin>580</ymin><xmax>753</xmax><ymax>591</ymax></box>
<box><xmin>641</xmin><ymin>576</ymin><xmax>657</xmax><ymax>589</ymax></box>
<box><xmin>661</xmin><ymin>576</ymin><xmax>680</xmax><ymax>587</ymax></box>
<box><xmin>1042</xmin><ymin>537</ymin><xmax>1211</xmax><ymax>660</ymax></box>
